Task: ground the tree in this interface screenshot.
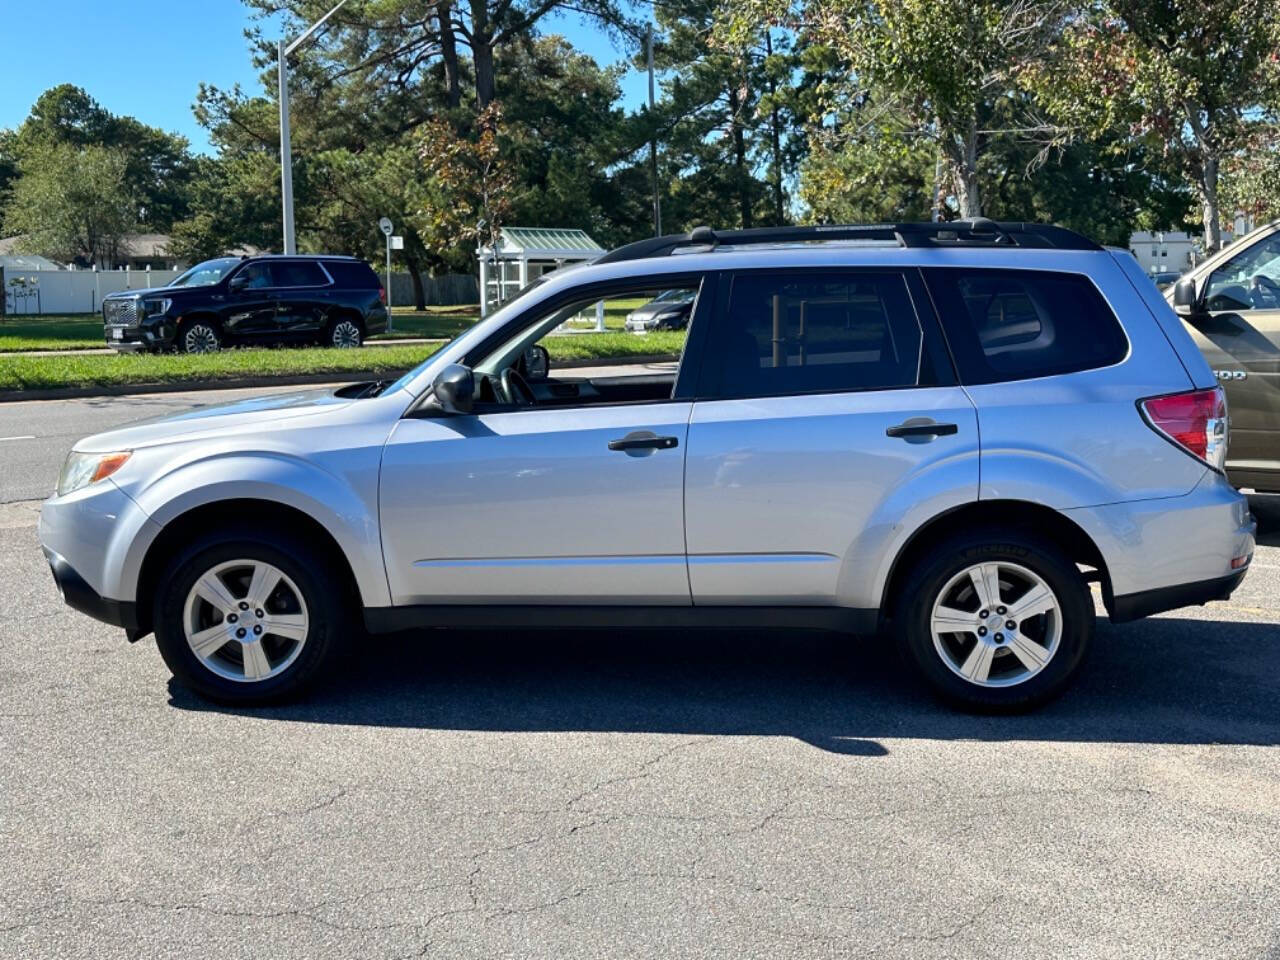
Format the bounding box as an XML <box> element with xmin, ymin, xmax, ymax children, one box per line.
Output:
<box><xmin>1035</xmin><ymin>0</ymin><xmax>1280</xmax><ymax>250</ymax></box>
<box><xmin>3</xmin><ymin>143</ymin><xmax>136</xmax><ymax>266</ymax></box>
<box><xmin>723</xmin><ymin>0</ymin><xmax>1068</xmax><ymax>219</ymax></box>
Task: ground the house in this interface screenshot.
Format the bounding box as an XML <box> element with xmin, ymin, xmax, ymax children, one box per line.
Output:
<box><xmin>0</xmin><ymin>233</ymin><xmax>189</xmax><ymax>271</ymax></box>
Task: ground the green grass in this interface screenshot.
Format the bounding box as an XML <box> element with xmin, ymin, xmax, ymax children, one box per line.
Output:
<box><xmin>372</xmin><ymin>306</ymin><xmax>478</xmax><ymax>340</ymax></box>
<box><xmin>0</xmin><ymin>331</ymin><xmax>683</xmax><ymax>393</ymax></box>
<box><xmin>0</xmin><ymin>314</ymin><xmax>104</xmax><ymax>352</ymax></box>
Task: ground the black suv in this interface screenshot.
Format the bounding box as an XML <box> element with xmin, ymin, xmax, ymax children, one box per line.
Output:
<box><xmin>103</xmin><ymin>255</ymin><xmax>389</xmax><ymax>353</ymax></box>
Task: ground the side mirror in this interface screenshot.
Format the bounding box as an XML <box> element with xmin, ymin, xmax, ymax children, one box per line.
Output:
<box><xmin>432</xmin><ymin>363</ymin><xmax>475</xmax><ymax>415</ymax></box>
<box><xmin>1172</xmin><ymin>276</ymin><xmax>1200</xmax><ymax>315</ymax></box>
<box><xmin>228</xmin><ymin>273</ymin><xmax>249</xmax><ymax>293</ymax></box>
<box><xmin>523</xmin><ymin>344</ymin><xmax>550</xmax><ymax>380</ymax></box>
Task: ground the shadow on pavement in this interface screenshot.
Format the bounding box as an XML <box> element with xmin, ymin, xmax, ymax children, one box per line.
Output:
<box><xmin>171</xmin><ymin>611</ymin><xmax>1280</xmax><ymax>753</ymax></box>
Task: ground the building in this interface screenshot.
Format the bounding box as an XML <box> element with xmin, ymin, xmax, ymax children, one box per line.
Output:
<box><xmin>1129</xmin><ymin>231</ymin><xmax>1197</xmax><ymax>276</ymax></box>
<box><xmin>477</xmin><ymin>227</ymin><xmax>603</xmax><ymax>316</ymax></box>
<box><xmin>0</xmin><ymin>233</ymin><xmax>189</xmax><ymax>271</ymax></box>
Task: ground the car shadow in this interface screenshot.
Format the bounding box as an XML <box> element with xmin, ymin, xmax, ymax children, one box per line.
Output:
<box><xmin>170</xmin><ymin>612</ymin><xmax>1280</xmax><ymax>753</ymax></box>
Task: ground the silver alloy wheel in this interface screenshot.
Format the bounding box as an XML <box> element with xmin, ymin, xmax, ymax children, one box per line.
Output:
<box><xmin>182</xmin><ymin>559</ymin><xmax>309</xmax><ymax>683</ymax></box>
<box><xmin>331</xmin><ymin>320</ymin><xmax>361</xmax><ymax>348</ymax></box>
<box><xmin>183</xmin><ymin>323</ymin><xmax>220</xmax><ymax>354</ymax></box>
<box><xmin>929</xmin><ymin>561</ymin><xmax>1062</xmax><ymax>688</ymax></box>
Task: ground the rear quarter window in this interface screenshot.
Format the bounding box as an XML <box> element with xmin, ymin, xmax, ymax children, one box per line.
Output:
<box><xmin>324</xmin><ymin>260</ymin><xmax>380</xmax><ymax>289</ymax></box>
<box><xmin>924</xmin><ymin>268</ymin><xmax>1128</xmax><ymax>384</ymax></box>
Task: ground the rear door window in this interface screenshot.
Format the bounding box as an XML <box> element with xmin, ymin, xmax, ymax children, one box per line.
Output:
<box><xmin>324</xmin><ymin>260</ymin><xmax>380</xmax><ymax>289</ymax></box>
<box><xmin>270</xmin><ymin>261</ymin><xmax>329</xmax><ymax>288</ymax></box>
<box><xmin>924</xmin><ymin>268</ymin><xmax>1128</xmax><ymax>384</ymax></box>
<box><xmin>708</xmin><ymin>271</ymin><xmax>930</xmax><ymax>399</ymax></box>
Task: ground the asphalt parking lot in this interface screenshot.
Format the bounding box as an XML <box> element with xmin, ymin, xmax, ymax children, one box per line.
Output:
<box><xmin>2</xmin><ymin>390</ymin><xmax>1278</xmax><ymax>959</ymax></box>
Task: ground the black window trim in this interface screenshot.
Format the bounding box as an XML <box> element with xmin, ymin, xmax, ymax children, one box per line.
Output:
<box><xmin>225</xmin><ymin>257</ymin><xmax>335</xmax><ymax>292</ymax></box>
<box><xmin>694</xmin><ymin>265</ymin><xmax>957</xmax><ymax>403</ymax></box>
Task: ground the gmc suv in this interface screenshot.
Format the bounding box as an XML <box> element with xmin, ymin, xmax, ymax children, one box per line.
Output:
<box><xmin>102</xmin><ymin>254</ymin><xmax>389</xmax><ymax>353</ymax></box>
<box><xmin>44</xmin><ymin>221</ymin><xmax>1255</xmax><ymax>711</ymax></box>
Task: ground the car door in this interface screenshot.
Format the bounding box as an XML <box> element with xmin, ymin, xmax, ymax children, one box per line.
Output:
<box><xmin>378</xmin><ymin>275</ymin><xmax>712</xmax><ymax>606</ymax></box>
<box><xmin>683</xmin><ymin>269</ymin><xmax>979</xmax><ymax>608</ymax></box>
<box><xmin>270</xmin><ymin>260</ymin><xmax>332</xmax><ymax>336</ymax></box>
<box><xmin>221</xmin><ymin>262</ymin><xmax>276</xmax><ymax>338</ymax></box>
<box><xmin>1185</xmin><ymin>232</ymin><xmax>1280</xmax><ymax>485</ymax></box>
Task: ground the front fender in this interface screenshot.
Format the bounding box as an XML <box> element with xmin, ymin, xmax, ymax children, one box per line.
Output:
<box><xmin>117</xmin><ymin>450</ymin><xmax>390</xmax><ymax>608</ymax></box>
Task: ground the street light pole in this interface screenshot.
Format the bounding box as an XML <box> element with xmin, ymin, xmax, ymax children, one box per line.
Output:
<box><xmin>278</xmin><ymin>0</ymin><xmax>351</xmax><ymax>255</ymax></box>
<box><xmin>647</xmin><ymin>24</ymin><xmax>661</xmax><ymax>238</ymax></box>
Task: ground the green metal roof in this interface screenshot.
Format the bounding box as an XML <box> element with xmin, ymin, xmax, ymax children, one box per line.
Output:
<box><xmin>498</xmin><ymin>227</ymin><xmax>603</xmax><ymax>256</ymax></box>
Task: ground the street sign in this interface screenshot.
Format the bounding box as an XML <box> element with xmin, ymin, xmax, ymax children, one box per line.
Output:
<box><xmin>379</xmin><ymin>217</ymin><xmax>394</xmax><ymax>236</ymax></box>
<box><xmin>391</xmin><ymin>235</ymin><xmax>404</xmax><ymax>250</ymax></box>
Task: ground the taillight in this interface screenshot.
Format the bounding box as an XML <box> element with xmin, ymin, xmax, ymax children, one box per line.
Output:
<box><xmin>378</xmin><ymin>286</ymin><xmax>387</xmax><ymax>305</ymax></box>
<box><xmin>1140</xmin><ymin>386</ymin><xmax>1228</xmax><ymax>471</ymax></box>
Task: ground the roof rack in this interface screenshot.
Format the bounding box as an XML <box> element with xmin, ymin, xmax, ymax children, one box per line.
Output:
<box><xmin>594</xmin><ymin>219</ymin><xmax>1100</xmax><ymax>264</ymax></box>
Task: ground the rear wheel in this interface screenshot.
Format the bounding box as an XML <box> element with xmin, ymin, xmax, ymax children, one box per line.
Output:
<box><xmin>177</xmin><ymin>318</ymin><xmax>222</xmax><ymax>354</ymax></box>
<box><xmin>152</xmin><ymin>528</ymin><xmax>351</xmax><ymax>704</ymax></box>
<box><xmin>896</xmin><ymin>530</ymin><xmax>1094</xmax><ymax>712</ymax></box>
<box><xmin>327</xmin><ymin>317</ymin><xmax>363</xmax><ymax>348</ymax></box>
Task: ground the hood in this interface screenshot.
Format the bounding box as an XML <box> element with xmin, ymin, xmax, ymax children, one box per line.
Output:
<box><xmin>103</xmin><ymin>285</ymin><xmax>180</xmax><ymax>300</ymax></box>
<box><xmin>75</xmin><ymin>387</ymin><xmax>356</xmax><ymax>452</ymax></box>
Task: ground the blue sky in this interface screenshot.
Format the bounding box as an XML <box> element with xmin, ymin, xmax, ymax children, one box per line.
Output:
<box><xmin>0</xmin><ymin>0</ymin><xmax>649</xmax><ymax>154</ymax></box>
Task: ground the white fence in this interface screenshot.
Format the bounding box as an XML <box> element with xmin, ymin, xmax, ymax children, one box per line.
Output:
<box><xmin>2</xmin><ymin>268</ymin><xmax>184</xmax><ymax>316</ymax></box>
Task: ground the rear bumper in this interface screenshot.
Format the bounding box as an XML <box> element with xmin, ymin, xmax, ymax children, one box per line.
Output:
<box><xmin>43</xmin><ymin>546</ymin><xmax>140</xmax><ymax>634</ymax></box>
<box><xmin>1109</xmin><ymin>568</ymin><xmax>1248</xmax><ymax>623</ymax></box>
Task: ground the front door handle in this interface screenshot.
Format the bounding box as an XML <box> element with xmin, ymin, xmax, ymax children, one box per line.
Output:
<box><xmin>608</xmin><ymin>432</ymin><xmax>679</xmax><ymax>452</ymax></box>
<box><xmin>886</xmin><ymin>419</ymin><xmax>958</xmax><ymax>440</ymax></box>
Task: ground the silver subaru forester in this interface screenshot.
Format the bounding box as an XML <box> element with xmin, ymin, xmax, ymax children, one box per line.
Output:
<box><xmin>39</xmin><ymin>221</ymin><xmax>1257</xmax><ymax>710</ymax></box>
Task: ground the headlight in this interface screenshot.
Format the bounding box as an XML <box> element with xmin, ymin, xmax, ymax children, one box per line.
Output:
<box><xmin>141</xmin><ymin>297</ymin><xmax>172</xmax><ymax>318</ymax></box>
<box><xmin>57</xmin><ymin>451</ymin><xmax>132</xmax><ymax>497</ymax></box>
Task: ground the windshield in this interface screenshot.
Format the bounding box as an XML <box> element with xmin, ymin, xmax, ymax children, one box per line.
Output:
<box><xmin>169</xmin><ymin>257</ymin><xmax>240</xmax><ymax>288</ymax></box>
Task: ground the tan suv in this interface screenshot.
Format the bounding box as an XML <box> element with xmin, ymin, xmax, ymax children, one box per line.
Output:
<box><xmin>1169</xmin><ymin>221</ymin><xmax>1280</xmax><ymax>493</ymax></box>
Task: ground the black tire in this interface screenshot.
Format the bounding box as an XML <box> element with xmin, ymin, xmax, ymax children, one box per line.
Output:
<box><xmin>152</xmin><ymin>526</ymin><xmax>353</xmax><ymax>705</ymax></box>
<box><xmin>326</xmin><ymin>316</ymin><xmax>364</xmax><ymax>348</ymax></box>
<box><xmin>177</xmin><ymin>317</ymin><xmax>223</xmax><ymax>354</ymax></box>
<box><xmin>896</xmin><ymin>528</ymin><xmax>1094</xmax><ymax>712</ymax></box>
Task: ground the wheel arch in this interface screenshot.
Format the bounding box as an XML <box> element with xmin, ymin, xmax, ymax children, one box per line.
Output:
<box><xmin>878</xmin><ymin>500</ymin><xmax>1112</xmax><ymax>626</ymax></box>
<box><xmin>133</xmin><ymin>498</ymin><xmax>365</xmax><ymax>640</ymax></box>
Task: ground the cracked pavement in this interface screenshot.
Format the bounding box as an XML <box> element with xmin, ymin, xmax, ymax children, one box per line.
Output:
<box><xmin>2</xmin><ymin>391</ymin><xmax>1280</xmax><ymax>958</ymax></box>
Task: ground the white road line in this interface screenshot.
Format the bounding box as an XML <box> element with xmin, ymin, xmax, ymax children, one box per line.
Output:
<box><xmin>0</xmin><ymin>435</ymin><xmax>36</xmax><ymax>442</ymax></box>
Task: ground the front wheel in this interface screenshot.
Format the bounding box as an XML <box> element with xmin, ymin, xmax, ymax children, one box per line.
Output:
<box><xmin>896</xmin><ymin>530</ymin><xmax>1094</xmax><ymax>712</ymax></box>
<box><xmin>152</xmin><ymin>529</ymin><xmax>351</xmax><ymax>704</ymax></box>
<box><xmin>178</xmin><ymin>319</ymin><xmax>222</xmax><ymax>354</ymax></box>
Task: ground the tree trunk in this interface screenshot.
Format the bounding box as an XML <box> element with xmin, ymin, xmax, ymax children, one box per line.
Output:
<box><xmin>765</xmin><ymin>32</ymin><xmax>784</xmax><ymax>225</ymax></box>
<box><xmin>727</xmin><ymin>81</ymin><xmax>752</xmax><ymax>229</ymax></box>
<box><xmin>956</xmin><ymin>125</ymin><xmax>982</xmax><ymax>218</ymax></box>
<box><xmin>403</xmin><ymin>248</ymin><xmax>427</xmax><ymax>310</ymax></box>
<box><xmin>469</xmin><ymin>0</ymin><xmax>496</xmax><ymax>108</ymax></box>
<box><xmin>438</xmin><ymin>0</ymin><xmax>462</xmax><ymax>110</ymax></box>
<box><xmin>1201</xmin><ymin>151</ymin><xmax>1222</xmax><ymax>252</ymax></box>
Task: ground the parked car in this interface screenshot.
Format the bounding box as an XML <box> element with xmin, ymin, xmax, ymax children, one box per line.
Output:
<box><xmin>624</xmin><ymin>288</ymin><xmax>697</xmax><ymax>332</ymax></box>
<box><xmin>44</xmin><ymin>220</ymin><xmax>1255</xmax><ymax>711</ymax></box>
<box><xmin>1148</xmin><ymin>270</ymin><xmax>1183</xmax><ymax>290</ymax></box>
<box><xmin>102</xmin><ymin>254</ymin><xmax>389</xmax><ymax>353</ymax></box>
<box><xmin>1165</xmin><ymin>220</ymin><xmax>1280</xmax><ymax>492</ymax></box>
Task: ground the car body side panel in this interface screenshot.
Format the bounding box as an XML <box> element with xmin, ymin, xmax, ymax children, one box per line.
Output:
<box><xmin>684</xmin><ymin>387</ymin><xmax>980</xmax><ymax>608</ymax></box>
<box><xmin>1110</xmin><ymin>249</ymin><xmax>1217</xmax><ymax>389</ymax></box>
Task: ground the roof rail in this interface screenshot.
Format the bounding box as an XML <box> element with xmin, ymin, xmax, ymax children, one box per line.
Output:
<box><xmin>594</xmin><ymin>219</ymin><xmax>1101</xmax><ymax>264</ymax></box>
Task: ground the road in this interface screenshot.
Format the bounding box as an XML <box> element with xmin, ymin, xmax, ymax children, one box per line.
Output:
<box><xmin>2</xmin><ymin>385</ymin><xmax>1278</xmax><ymax>959</ymax></box>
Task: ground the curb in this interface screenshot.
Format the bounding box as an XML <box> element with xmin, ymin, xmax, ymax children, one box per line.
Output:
<box><xmin>0</xmin><ymin>354</ymin><xmax>680</xmax><ymax>403</ymax></box>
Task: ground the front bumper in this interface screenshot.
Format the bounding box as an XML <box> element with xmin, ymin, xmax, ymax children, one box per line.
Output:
<box><xmin>43</xmin><ymin>546</ymin><xmax>141</xmax><ymax>634</ymax></box>
<box><xmin>105</xmin><ymin>321</ymin><xmax>172</xmax><ymax>351</ymax></box>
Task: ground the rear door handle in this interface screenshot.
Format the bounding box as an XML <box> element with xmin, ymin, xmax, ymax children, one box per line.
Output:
<box><xmin>886</xmin><ymin>420</ymin><xmax>958</xmax><ymax>439</ymax></box>
<box><xmin>608</xmin><ymin>432</ymin><xmax>679</xmax><ymax>452</ymax></box>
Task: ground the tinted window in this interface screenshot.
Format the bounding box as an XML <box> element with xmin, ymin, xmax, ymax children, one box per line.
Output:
<box><xmin>325</xmin><ymin>260</ymin><xmax>380</xmax><ymax>289</ymax></box>
<box><xmin>925</xmin><ymin>269</ymin><xmax>1127</xmax><ymax>384</ymax></box>
<box><xmin>236</xmin><ymin>263</ymin><xmax>273</xmax><ymax>290</ymax></box>
<box><xmin>713</xmin><ymin>272</ymin><xmax>924</xmax><ymax>398</ymax></box>
<box><xmin>270</xmin><ymin>261</ymin><xmax>328</xmax><ymax>287</ymax></box>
